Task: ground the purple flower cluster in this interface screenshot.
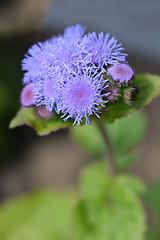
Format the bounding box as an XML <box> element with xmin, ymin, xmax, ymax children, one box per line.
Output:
<box><xmin>21</xmin><ymin>24</ymin><xmax>128</xmax><ymax>125</ymax></box>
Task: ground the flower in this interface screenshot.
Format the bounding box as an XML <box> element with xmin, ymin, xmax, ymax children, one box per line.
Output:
<box><xmin>56</xmin><ymin>72</ymin><xmax>108</xmax><ymax>125</ymax></box>
<box><xmin>21</xmin><ymin>25</ymin><xmax>91</xmax><ymax>85</ymax></box>
<box><xmin>84</xmin><ymin>32</ymin><xmax>127</xmax><ymax>72</ymax></box>
<box><xmin>21</xmin><ymin>24</ymin><xmax>127</xmax><ymax>125</ymax></box>
<box><xmin>22</xmin><ymin>41</ymin><xmax>52</xmax><ymax>84</ymax></box>
<box><xmin>33</xmin><ymin>74</ymin><xmax>58</xmax><ymax>112</ymax></box>
<box><xmin>107</xmin><ymin>63</ymin><xmax>134</xmax><ymax>84</ymax></box>
<box><xmin>20</xmin><ymin>83</ymin><xmax>35</xmax><ymax>107</ymax></box>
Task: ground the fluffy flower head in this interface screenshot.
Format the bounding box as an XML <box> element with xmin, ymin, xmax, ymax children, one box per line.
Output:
<box><xmin>21</xmin><ymin>24</ymin><xmax>128</xmax><ymax>125</ymax></box>
<box><xmin>107</xmin><ymin>63</ymin><xmax>134</xmax><ymax>84</ymax></box>
<box><xmin>56</xmin><ymin>72</ymin><xmax>108</xmax><ymax>125</ymax></box>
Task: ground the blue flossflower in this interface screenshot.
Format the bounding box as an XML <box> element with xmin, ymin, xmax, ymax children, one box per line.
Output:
<box><xmin>56</xmin><ymin>71</ymin><xmax>109</xmax><ymax>125</ymax></box>
<box><xmin>21</xmin><ymin>24</ymin><xmax>127</xmax><ymax>125</ymax></box>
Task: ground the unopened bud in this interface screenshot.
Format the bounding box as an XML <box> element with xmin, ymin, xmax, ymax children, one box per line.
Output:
<box><xmin>124</xmin><ymin>85</ymin><xmax>139</xmax><ymax>105</ymax></box>
<box><xmin>37</xmin><ymin>106</ymin><xmax>53</xmax><ymax>118</ymax></box>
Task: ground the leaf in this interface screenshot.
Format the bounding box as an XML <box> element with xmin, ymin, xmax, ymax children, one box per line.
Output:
<box><xmin>9</xmin><ymin>107</ymin><xmax>73</xmax><ymax>136</ymax></box>
<box><xmin>70</xmin><ymin>123</ymin><xmax>105</xmax><ymax>157</ymax></box>
<box><xmin>106</xmin><ymin>110</ymin><xmax>148</xmax><ymax>154</ymax></box>
<box><xmin>116</xmin><ymin>174</ymin><xmax>147</xmax><ymax>195</ymax></box>
<box><xmin>0</xmin><ymin>190</ymin><xmax>74</xmax><ymax>240</ymax></box>
<box><xmin>70</xmin><ymin>110</ymin><xmax>147</xmax><ymax>169</ymax></box>
<box><xmin>79</xmin><ymin>161</ymin><xmax>111</xmax><ymax>200</ymax></box>
<box><xmin>144</xmin><ymin>184</ymin><xmax>160</xmax><ymax>240</ymax></box>
<box><xmin>145</xmin><ymin>184</ymin><xmax>160</xmax><ymax>212</ymax></box>
<box><xmin>73</xmin><ymin>162</ymin><xmax>146</xmax><ymax>240</ymax></box>
<box><xmin>145</xmin><ymin>231</ymin><xmax>159</xmax><ymax>240</ymax></box>
<box><xmin>80</xmin><ymin>162</ymin><xmax>146</xmax><ymax>199</ymax></box>
<box><xmin>103</xmin><ymin>74</ymin><xmax>160</xmax><ymax>123</ymax></box>
<box><xmin>115</xmin><ymin>153</ymin><xmax>136</xmax><ymax>170</ymax></box>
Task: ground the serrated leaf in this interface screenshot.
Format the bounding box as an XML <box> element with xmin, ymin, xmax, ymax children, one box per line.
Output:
<box><xmin>9</xmin><ymin>107</ymin><xmax>73</xmax><ymax>136</ymax></box>
<box><xmin>103</xmin><ymin>74</ymin><xmax>160</xmax><ymax>123</ymax></box>
<box><xmin>73</xmin><ymin>162</ymin><xmax>146</xmax><ymax>240</ymax></box>
<box><xmin>0</xmin><ymin>190</ymin><xmax>74</xmax><ymax>240</ymax></box>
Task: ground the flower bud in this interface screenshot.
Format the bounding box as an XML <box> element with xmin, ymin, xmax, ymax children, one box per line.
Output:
<box><xmin>20</xmin><ymin>83</ymin><xmax>35</xmax><ymax>107</ymax></box>
<box><xmin>107</xmin><ymin>64</ymin><xmax>134</xmax><ymax>84</ymax></box>
<box><xmin>102</xmin><ymin>84</ymin><xmax>120</xmax><ymax>101</ymax></box>
<box><xmin>37</xmin><ymin>105</ymin><xmax>53</xmax><ymax>118</ymax></box>
<box><xmin>124</xmin><ymin>85</ymin><xmax>139</xmax><ymax>105</ymax></box>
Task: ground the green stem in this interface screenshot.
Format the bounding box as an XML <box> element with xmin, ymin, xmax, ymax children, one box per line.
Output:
<box><xmin>95</xmin><ymin>118</ymin><xmax>116</xmax><ymax>175</ymax></box>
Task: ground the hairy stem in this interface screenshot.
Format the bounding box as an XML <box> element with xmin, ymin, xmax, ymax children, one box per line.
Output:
<box><xmin>95</xmin><ymin>118</ymin><xmax>116</xmax><ymax>175</ymax></box>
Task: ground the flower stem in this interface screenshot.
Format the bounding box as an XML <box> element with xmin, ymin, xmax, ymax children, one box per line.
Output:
<box><xmin>95</xmin><ymin>118</ymin><xmax>116</xmax><ymax>175</ymax></box>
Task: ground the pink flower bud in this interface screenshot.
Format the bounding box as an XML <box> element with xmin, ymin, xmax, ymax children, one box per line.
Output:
<box><xmin>37</xmin><ymin>105</ymin><xmax>53</xmax><ymax>118</ymax></box>
<box><xmin>20</xmin><ymin>83</ymin><xmax>35</xmax><ymax>107</ymax></box>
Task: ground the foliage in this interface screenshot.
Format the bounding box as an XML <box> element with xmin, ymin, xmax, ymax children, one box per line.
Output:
<box><xmin>0</xmin><ymin>190</ymin><xmax>74</xmax><ymax>240</ymax></box>
<box><xmin>103</xmin><ymin>74</ymin><xmax>160</xmax><ymax>123</ymax></box>
<box><xmin>9</xmin><ymin>107</ymin><xmax>73</xmax><ymax>136</ymax></box>
<box><xmin>144</xmin><ymin>184</ymin><xmax>160</xmax><ymax>240</ymax></box>
<box><xmin>6</xmin><ymin>70</ymin><xmax>160</xmax><ymax>240</ymax></box>
<box><xmin>71</xmin><ymin>110</ymin><xmax>147</xmax><ymax>170</ymax></box>
<box><xmin>0</xmin><ymin>162</ymin><xmax>146</xmax><ymax>240</ymax></box>
<box><xmin>73</xmin><ymin>162</ymin><xmax>146</xmax><ymax>240</ymax></box>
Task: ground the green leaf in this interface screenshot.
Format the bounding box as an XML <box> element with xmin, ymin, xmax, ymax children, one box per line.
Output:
<box><xmin>106</xmin><ymin>110</ymin><xmax>148</xmax><ymax>154</ymax></box>
<box><xmin>116</xmin><ymin>174</ymin><xmax>147</xmax><ymax>195</ymax></box>
<box><xmin>0</xmin><ymin>190</ymin><xmax>74</xmax><ymax>240</ymax></box>
<box><xmin>73</xmin><ymin>162</ymin><xmax>146</xmax><ymax>240</ymax></box>
<box><xmin>103</xmin><ymin>74</ymin><xmax>160</xmax><ymax>123</ymax></box>
<box><xmin>145</xmin><ymin>231</ymin><xmax>160</xmax><ymax>240</ymax></box>
<box><xmin>9</xmin><ymin>107</ymin><xmax>73</xmax><ymax>136</ymax></box>
<box><xmin>71</xmin><ymin>110</ymin><xmax>147</xmax><ymax>169</ymax></box>
<box><xmin>80</xmin><ymin>162</ymin><xmax>146</xmax><ymax>199</ymax></box>
<box><xmin>79</xmin><ymin>161</ymin><xmax>111</xmax><ymax>200</ymax></box>
<box><xmin>144</xmin><ymin>184</ymin><xmax>160</xmax><ymax>240</ymax></box>
<box><xmin>145</xmin><ymin>184</ymin><xmax>160</xmax><ymax>213</ymax></box>
<box><xmin>70</xmin><ymin>123</ymin><xmax>104</xmax><ymax>157</ymax></box>
<box><xmin>115</xmin><ymin>153</ymin><xmax>136</xmax><ymax>170</ymax></box>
